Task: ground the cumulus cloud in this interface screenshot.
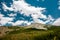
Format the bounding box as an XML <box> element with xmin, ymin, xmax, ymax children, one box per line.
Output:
<box><xmin>32</xmin><ymin>14</ymin><xmax>55</xmax><ymax>24</ymax></box>
<box><xmin>1</xmin><ymin>0</ymin><xmax>54</xmax><ymax>26</ymax></box>
<box><xmin>2</xmin><ymin>0</ymin><xmax>47</xmax><ymax>24</ymax></box>
<box><xmin>2</xmin><ymin>0</ymin><xmax>46</xmax><ymax>17</ymax></box>
<box><xmin>8</xmin><ymin>20</ymin><xmax>33</xmax><ymax>26</ymax></box>
<box><xmin>2</xmin><ymin>3</ymin><xmax>14</xmax><ymax>11</ymax></box>
<box><xmin>8</xmin><ymin>20</ymin><xmax>24</xmax><ymax>26</ymax></box>
<box><xmin>0</xmin><ymin>14</ymin><xmax>14</xmax><ymax>26</ymax></box>
<box><xmin>7</xmin><ymin>13</ymin><xmax>17</xmax><ymax>17</ymax></box>
<box><xmin>33</xmin><ymin>18</ymin><xmax>46</xmax><ymax>24</ymax></box>
<box><xmin>53</xmin><ymin>18</ymin><xmax>60</xmax><ymax>26</ymax></box>
<box><xmin>47</xmin><ymin>15</ymin><xmax>54</xmax><ymax>21</ymax></box>
<box><xmin>0</xmin><ymin>13</ymin><xmax>32</xmax><ymax>26</ymax></box>
<box><xmin>2</xmin><ymin>0</ymin><xmax>45</xmax><ymax>14</ymax></box>
<box><xmin>0</xmin><ymin>13</ymin><xmax>4</xmax><ymax>17</ymax></box>
<box><xmin>58</xmin><ymin>0</ymin><xmax>60</xmax><ymax>10</ymax></box>
<box><xmin>37</xmin><ymin>0</ymin><xmax>45</xmax><ymax>2</ymax></box>
<box><xmin>58</xmin><ymin>6</ymin><xmax>60</xmax><ymax>10</ymax></box>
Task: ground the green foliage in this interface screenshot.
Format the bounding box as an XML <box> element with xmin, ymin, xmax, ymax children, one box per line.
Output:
<box><xmin>0</xmin><ymin>26</ymin><xmax>60</xmax><ymax>40</ymax></box>
<box><xmin>8</xmin><ymin>26</ymin><xmax>20</xmax><ymax>29</ymax></box>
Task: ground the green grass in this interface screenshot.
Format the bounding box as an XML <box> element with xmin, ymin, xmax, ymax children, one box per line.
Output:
<box><xmin>0</xmin><ymin>26</ymin><xmax>60</xmax><ymax>40</ymax></box>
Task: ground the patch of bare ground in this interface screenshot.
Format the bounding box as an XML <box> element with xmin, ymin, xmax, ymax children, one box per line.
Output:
<box><xmin>0</xmin><ymin>26</ymin><xmax>14</xmax><ymax>37</ymax></box>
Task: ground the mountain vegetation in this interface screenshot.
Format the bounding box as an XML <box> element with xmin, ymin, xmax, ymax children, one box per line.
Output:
<box><xmin>0</xmin><ymin>23</ymin><xmax>60</xmax><ymax>40</ymax></box>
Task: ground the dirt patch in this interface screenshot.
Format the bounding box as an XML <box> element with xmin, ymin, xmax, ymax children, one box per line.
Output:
<box><xmin>0</xmin><ymin>27</ymin><xmax>14</xmax><ymax>37</ymax></box>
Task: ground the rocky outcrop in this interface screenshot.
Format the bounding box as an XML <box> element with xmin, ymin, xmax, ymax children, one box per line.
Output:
<box><xmin>24</xmin><ymin>23</ymin><xmax>47</xmax><ymax>30</ymax></box>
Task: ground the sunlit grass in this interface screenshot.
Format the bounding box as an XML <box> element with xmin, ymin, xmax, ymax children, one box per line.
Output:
<box><xmin>0</xmin><ymin>26</ymin><xmax>60</xmax><ymax>40</ymax></box>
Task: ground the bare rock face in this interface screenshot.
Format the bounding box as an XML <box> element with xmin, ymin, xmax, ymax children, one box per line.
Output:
<box><xmin>24</xmin><ymin>23</ymin><xmax>47</xmax><ymax>30</ymax></box>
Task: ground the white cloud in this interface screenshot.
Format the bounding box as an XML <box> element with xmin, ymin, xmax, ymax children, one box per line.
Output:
<box><xmin>33</xmin><ymin>18</ymin><xmax>46</xmax><ymax>24</ymax></box>
<box><xmin>2</xmin><ymin>0</ymin><xmax>46</xmax><ymax>18</ymax></box>
<box><xmin>23</xmin><ymin>21</ymin><xmax>33</xmax><ymax>25</ymax></box>
<box><xmin>2</xmin><ymin>0</ymin><xmax>47</xmax><ymax>24</ymax></box>
<box><xmin>11</xmin><ymin>20</ymin><xmax>24</xmax><ymax>26</ymax></box>
<box><xmin>58</xmin><ymin>6</ymin><xmax>60</xmax><ymax>10</ymax></box>
<box><xmin>12</xmin><ymin>0</ymin><xmax>49</xmax><ymax>24</ymax></box>
<box><xmin>2</xmin><ymin>0</ymin><xmax>54</xmax><ymax>25</ymax></box>
<box><xmin>45</xmin><ymin>15</ymin><xmax>55</xmax><ymax>24</ymax></box>
<box><xmin>37</xmin><ymin>0</ymin><xmax>45</xmax><ymax>2</ymax></box>
<box><xmin>58</xmin><ymin>0</ymin><xmax>60</xmax><ymax>10</ymax></box>
<box><xmin>8</xmin><ymin>20</ymin><xmax>32</xmax><ymax>26</ymax></box>
<box><xmin>53</xmin><ymin>18</ymin><xmax>60</xmax><ymax>26</ymax></box>
<box><xmin>0</xmin><ymin>13</ymin><xmax>4</xmax><ymax>17</ymax></box>
<box><xmin>12</xmin><ymin>0</ymin><xmax>46</xmax><ymax>18</ymax></box>
<box><xmin>0</xmin><ymin>14</ymin><xmax>14</xmax><ymax>26</ymax></box>
<box><xmin>2</xmin><ymin>3</ymin><xmax>14</xmax><ymax>11</ymax></box>
<box><xmin>7</xmin><ymin>13</ymin><xmax>17</xmax><ymax>17</ymax></box>
<box><xmin>47</xmin><ymin>15</ymin><xmax>54</xmax><ymax>21</ymax></box>
<box><xmin>2</xmin><ymin>0</ymin><xmax>46</xmax><ymax>17</ymax></box>
<box><xmin>32</xmin><ymin>14</ymin><xmax>55</xmax><ymax>24</ymax></box>
<box><xmin>0</xmin><ymin>14</ymin><xmax>31</xmax><ymax>26</ymax></box>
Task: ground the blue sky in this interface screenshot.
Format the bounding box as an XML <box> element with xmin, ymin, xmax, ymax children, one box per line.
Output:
<box><xmin>26</xmin><ymin>0</ymin><xmax>59</xmax><ymax>18</ymax></box>
<box><xmin>0</xmin><ymin>0</ymin><xmax>60</xmax><ymax>26</ymax></box>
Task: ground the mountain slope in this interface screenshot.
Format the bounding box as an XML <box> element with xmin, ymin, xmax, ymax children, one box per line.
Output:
<box><xmin>24</xmin><ymin>23</ymin><xmax>47</xmax><ymax>30</ymax></box>
<box><xmin>0</xmin><ymin>25</ymin><xmax>60</xmax><ymax>40</ymax></box>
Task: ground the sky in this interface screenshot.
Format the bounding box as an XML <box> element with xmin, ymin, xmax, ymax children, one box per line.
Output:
<box><xmin>0</xmin><ymin>0</ymin><xmax>60</xmax><ymax>26</ymax></box>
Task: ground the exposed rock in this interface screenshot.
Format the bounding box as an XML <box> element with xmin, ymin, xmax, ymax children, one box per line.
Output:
<box><xmin>24</xmin><ymin>23</ymin><xmax>47</xmax><ymax>30</ymax></box>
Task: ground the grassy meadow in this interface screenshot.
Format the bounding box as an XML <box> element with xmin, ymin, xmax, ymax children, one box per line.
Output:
<box><xmin>0</xmin><ymin>26</ymin><xmax>60</xmax><ymax>40</ymax></box>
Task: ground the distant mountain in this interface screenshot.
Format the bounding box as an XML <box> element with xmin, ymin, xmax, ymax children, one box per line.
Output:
<box><xmin>24</xmin><ymin>23</ymin><xmax>48</xmax><ymax>30</ymax></box>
